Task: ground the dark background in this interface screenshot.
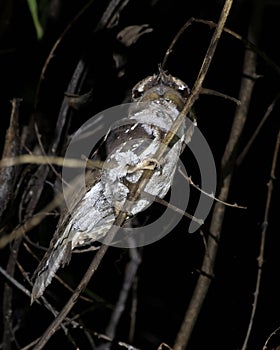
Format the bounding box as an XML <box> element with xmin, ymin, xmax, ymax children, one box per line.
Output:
<box><xmin>0</xmin><ymin>0</ymin><xmax>280</xmax><ymax>349</ymax></box>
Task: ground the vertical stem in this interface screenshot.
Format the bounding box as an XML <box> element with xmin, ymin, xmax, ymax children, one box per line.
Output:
<box><xmin>173</xmin><ymin>0</ymin><xmax>263</xmax><ymax>349</ymax></box>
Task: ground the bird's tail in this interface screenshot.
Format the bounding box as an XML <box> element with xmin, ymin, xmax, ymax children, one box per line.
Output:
<box><xmin>31</xmin><ymin>225</ymin><xmax>73</xmax><ymax>304</ymax></box>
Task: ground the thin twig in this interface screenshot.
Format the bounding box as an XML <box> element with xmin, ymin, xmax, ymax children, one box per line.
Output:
<box><xmin>200</xmin><ymin>87</ymin><xmax>241</xmax><ymax>105</ymax></box>
<box><xmin>34</xmin><ymin>123</ymin><xmax>63</xmax><ymax>181</ymax></box>
<box><xmin>237</xmin><ymin>93</ymin><xmax>280</xmax><ymax>166</ymax></box>
<box><xmin>178</xmin><ymin>167</ymin><xmax>247</xmax><ymax>209</ymax></box>
<box><xmin>140</xmin><ymin>188</ymin><xmax>204</xmax><ymax>224</ymax></box>
<box><xmin>241</xmin><ymin>128</ymin><xmax>280</xmax><ymax>350</ymax></box>
<box><xmin>262</xmin><ymin>326</ymin><xmax>280</xmax><ymax>350</ymax></box>
<box><xmin>162</xmin><ymin>17</ymin><xmax>195</xmax><ymax>69</ymax></box>
<box><xmin>93</xmin><ymin>331</ymin><xmax>141</xmax><ymax>350</ymax></box>
<box><xmin>0</xmin><ymin>265</ymin><xmax>31</xmax><ymax>298</ymax></box>
<box><xmin>128</xmin><ymin>276</ymin><xmax>138</xmax><ymax>343</ymax></box>
<box><xmin>157</xmin><ymin>343</ymin><xmax>173</xmax><ymax>350</ymax></box>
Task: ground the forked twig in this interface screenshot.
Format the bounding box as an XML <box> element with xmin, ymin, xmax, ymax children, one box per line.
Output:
<box><xmin>241</xmin><ymin>128</ymin><xmax>280</xmax><ymax>350</ymax></box>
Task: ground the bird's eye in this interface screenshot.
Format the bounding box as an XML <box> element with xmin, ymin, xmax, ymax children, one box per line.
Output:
<box><xmin>179</xmin><ymin>87</ymin><xmax>189</xmax><ymax>98</ymax></box>
<box><xmin>132</xmin><ymin>89</ymin><xmax>143</xmax><ymax>99</ymax></box>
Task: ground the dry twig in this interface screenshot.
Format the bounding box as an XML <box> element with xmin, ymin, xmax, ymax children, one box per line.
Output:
<box><xmin>241</xmin><ymin>128</ymin><xmax>280</xmax><ymax>350</ymax></box>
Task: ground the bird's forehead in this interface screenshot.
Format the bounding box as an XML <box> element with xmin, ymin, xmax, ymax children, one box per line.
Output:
<box><xmin>132</xmin><ymin>73</ymin><xmax>189</xmax><ymax>94</ymax></box>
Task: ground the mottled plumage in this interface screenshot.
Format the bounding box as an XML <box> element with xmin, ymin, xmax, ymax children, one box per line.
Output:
<box><xmin>31</xmin><ymin>69</ymin><xmax>194</xmax><ymax>303</ymax></box>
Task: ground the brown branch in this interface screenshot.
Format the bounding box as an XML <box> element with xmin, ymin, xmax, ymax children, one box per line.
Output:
<box><xmin>241</xmin><ymin>128</ymin><xmax>280</xmax><ymax>350</ymax></box>
<box><xmin>173</xmin><ymin>0</ymin><xmax>264</xmax><ymax>349</ymax></box>
<box><xmin>0</xmin><ymin>154</ymin><xmax>104</xmax><ymax>169</ymax></box>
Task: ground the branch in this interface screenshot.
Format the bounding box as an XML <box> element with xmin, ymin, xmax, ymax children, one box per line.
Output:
<box><xmin>178</xmin><ymin>167</ymin><xmax>247</xmax><ymax>209</ymax></box>
<box><xmin>241</xmin><ymin>128</ymin><xmax>280</xmax><ymax>350</ymax></box>
<box><xmin>0</xmin><ymin>154</ymin><xmax>103</xmax><ymax>170</ymax></box>
<box><xmin>200</xmin><ymin>87</ymin><xmax>241</xmax><ymax>105</ymax></box>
